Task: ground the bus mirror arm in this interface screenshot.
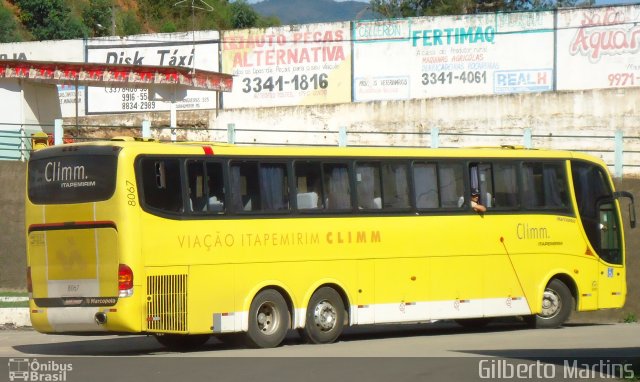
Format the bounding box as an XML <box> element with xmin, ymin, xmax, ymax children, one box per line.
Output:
<box><xmin>613</xmin><ymin>191</ymin><xmax>636</xmax><ymax>229</ymax></box>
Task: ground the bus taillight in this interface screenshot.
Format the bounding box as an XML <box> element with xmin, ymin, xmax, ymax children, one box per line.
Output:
<box><xmin>118</xmin><ymin>264</ymin><xmax>134</xmax><ymax>297</ymax></box>
<box><xmin>26</xmin><ymin>266</ymin><xmax>32</xmax><ymax>294</ymax></box>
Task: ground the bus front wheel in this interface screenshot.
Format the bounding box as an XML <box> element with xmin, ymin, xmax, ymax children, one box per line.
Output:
<box><xmin>246</xmin><ymin>289</ymin><xmax>291</xmax><ymax>348</ymax></box>
<box><xmin>528</xmin><ymin>279</ymin><xmax>573</xmax><ymax>329</ymax></box>
<box><xmin>302</xmin><ymin>287</ymin><xmax>346</xmax><ymax>344</ymax></box>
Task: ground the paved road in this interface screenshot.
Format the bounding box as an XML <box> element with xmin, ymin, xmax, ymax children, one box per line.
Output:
<box><xmin>1</xmin><ymin>321</ymin><xmax>639</xmax><ymax>382</ymax></box>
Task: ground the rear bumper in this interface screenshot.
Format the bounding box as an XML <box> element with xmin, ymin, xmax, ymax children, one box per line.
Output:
<box><xmin>29</xmin><ymin>288</ymin><xmax>142</xmax><ymax>334</ymax></box>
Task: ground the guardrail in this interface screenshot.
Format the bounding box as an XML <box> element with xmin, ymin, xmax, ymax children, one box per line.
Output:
<box><xmin>2</xmin><ymin>120</ymin><xmax>638</xmax><ymax>178</ymax></box>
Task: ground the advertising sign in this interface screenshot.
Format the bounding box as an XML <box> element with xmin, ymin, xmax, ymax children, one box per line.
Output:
<box><xmin>556</xmin><ymin>5</ymin><xmax>640</xmax><ymax>90</ymax></box>
<box><xmin>353</xmin><ymin>12</ymin><xmax>554</xmax><ymax>102</ymax></box>
<box><xmin>86</xmin><ymin>31</ymin><xmax>220</xmax><ymax>114</ymax></box>
<box><xmin>222</xmin><ymin>22</ymin><xmax>351</xmax><ymax>108</ymax></box>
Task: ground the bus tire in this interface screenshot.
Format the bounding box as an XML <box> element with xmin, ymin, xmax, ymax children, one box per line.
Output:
<box><xmin>530</xmin><ymin>279</ymin><xmax>574</xmax><ymax>329</ymax></box>
<box><xmin>302</xmin><ymin>287</ymin><xmax>346</xmax><ymax>344</ymax></box>
<box><xmin>455</xmin><ymin>318</ymin><xmax>492</xmax><ymax>329</ymax></box>
<box><xmin>154</xmin><ymin>334</ymin><xmax>210</xmax><ymax>350</ymax></box>
<box><xmin>246</xmin><ymin>289</ymin><xmax>290</xmax><ymax>348</ymax></box>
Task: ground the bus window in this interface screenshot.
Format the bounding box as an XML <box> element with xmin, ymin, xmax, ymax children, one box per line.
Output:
<box><xmin>572</xmin><ymin>161</ymin><xmax>621</xmax><ymax>264</ymax></box>
<box><xmin>187</xmin><ymin>161</ymin><xmax>206</xmax><ymax>212</ymax></box>
<box><xmin>205</xmin><ymin>162</ymin><xmax>225</xmax><ymax>213</ymax></box>
<box><xmin>141</xmin><ymin>158</ymin><xmax>183</xmax><ymax>213</ymax></box>
<box><xmin>439</xmin><ymin>163</ymin><xmax>464</xmax><ymax>208</ymax></box>
<box><xmin>599</xmin><ymin>202</ymin><xmax>621</xmax><ymax>264</ymax></box>
<box><xmin>295</xmin><ymin>161</ymin><xmax>324</xmax><ymax>210</ymax></box>
<box><xmin>230</xmin><ymin>161</ymin><xmax>260</xmax><ymax>212</ymax></box>
<box><xmin>259</xmin><ymin>163</ymin><xmax>289</xmax><ymax>212</ymax></box>
<box><xmin>323</xmin><ymin>163</ymin><xmax>351</xmax><ymax>210</ymax></box>
<box><xmin>356</xmin><ymin>162</ymin><xmax>381</xmax><ymax>209</ymax></box>
<box><xmin>470</xmin><ymin>163</ymin><xmax>495</xmax><ymax>208</ymax></box>
<box><xmin>522</xmin><ymin>162</ymin><xmax>569</xmax><ymax>210</ymax></box>
<box><xmin>493</xmin><ymin>163</ymin><xmax>519</xmax><ymax>208</ymax></box>
<box><xmin>382</xmin><ymin>162</ymin><xmax>410</xmax><ymax>209</ymax></box>
<box><xmin>413</xmin><ymin>162</ymin><xmax>439</xmax><ymax>209</ymax></box>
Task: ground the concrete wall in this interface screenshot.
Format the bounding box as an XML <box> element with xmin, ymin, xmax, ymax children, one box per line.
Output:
<box><xmin>211</xmin><ymin>88</ymin><xmax>640</xmax><ymax>176</ymax></box>
<box><xmin>0</xmin><ymin>159</ymin><xmax>638</xmax><ymax>323</ymax></box>
<box><xmin>0</xmin><ymin>161</ymin><xmax>25</xmax><ymax>290</ymax></box>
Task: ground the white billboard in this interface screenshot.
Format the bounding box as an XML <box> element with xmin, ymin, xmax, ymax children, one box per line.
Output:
<box><xmin>86</xmin><ymin>31</ymin><xmax>220</xmax><ymax>114</ymax></box>
<box><xmin>557</xmin><ymin>5</ymin><xmax>640</xmax><ymax>90</ymax></box>
<box><xmin>222</xmin><ymin>22</ymin><xmax>352</xmax><ymax>108</ymax></box>
<box><xmin>353</xmin><ymin>12</ymin><xmax>555</xmax><ymax>102</ymax></box>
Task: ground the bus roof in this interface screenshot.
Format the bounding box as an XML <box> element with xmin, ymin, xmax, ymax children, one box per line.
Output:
<box><xmin>34</xmin><ymin>138</ymin><xmax>606</xmax><ymax>164</ymax></box>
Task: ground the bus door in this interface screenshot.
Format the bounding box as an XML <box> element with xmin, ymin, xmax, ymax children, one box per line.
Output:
<box><xmin>595</xmin><ymin>199</ymin><xmax>625</xmax><ymax>308</ymax></box>
<box><xmin>571</xmin><ymin>162</ymin><xmax>634</xmax><ymax>309</ymax></box>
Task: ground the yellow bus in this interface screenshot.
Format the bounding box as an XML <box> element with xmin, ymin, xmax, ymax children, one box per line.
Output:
<box><xmin>26</xmin><ymin>139</ymin><xmax>635</xmax><ymax>349</ymax></box>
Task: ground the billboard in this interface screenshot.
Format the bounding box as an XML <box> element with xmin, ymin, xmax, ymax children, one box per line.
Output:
<box><xmin>353</xmin><ymin>12</ymin><xmax>555</xmax><ymax>102</ymax></box>
<box><xmin>222</xmin><ymin>22</ymin><xmax>352</xmax><ymax>108</ymax></box>
<box><xmin>557</xmin><ymin>5</ymin><xmax>640</xmax><ymax>90</ymax></box>
<box><xmin>85</xmin><ymin>31</ymin><xmax>221</xmax><ymax>114</ymax></box>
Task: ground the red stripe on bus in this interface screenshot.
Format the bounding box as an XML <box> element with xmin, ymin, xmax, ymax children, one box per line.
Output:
<box><xmin>202</xmin><ymin>146</ymin><xmax>214</xmax><ymax>155</ymax></box>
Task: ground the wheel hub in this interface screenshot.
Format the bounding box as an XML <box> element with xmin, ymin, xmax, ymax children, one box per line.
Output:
<box><xmin>313</xmin><ymin>301</ymin><xmax>337</xmax><ymax>331</ymax></box>
<box><xmin>256</xmin><ymin>301</ymin><xmax>279</xmax><ymax>334</ymax></box>
<box><xmin>540</xmin><ymin>289</ymin><xmax>561</xmax><ymax>318</ymax></box>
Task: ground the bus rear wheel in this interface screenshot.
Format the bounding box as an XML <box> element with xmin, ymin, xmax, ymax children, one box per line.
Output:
<box><xmin>154</xmin><ymin>334</ymin><xmax>210</xmax><ymax>350</ymax></box>
<box><xmin>302</xmin><ymin>287</ymin><xmax>346</xmax><ymax>344</ymax></box>
<box><xmin>246</xmin><ymin>289</ymin><xmax>290</xmax><ymax>348</ymax></box>
<box><xmin>528</xmin><ymin>279</ymin><xmax>573</xmax><ymax>329</ymax></box>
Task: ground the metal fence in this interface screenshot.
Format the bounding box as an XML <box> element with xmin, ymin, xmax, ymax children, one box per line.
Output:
<box><xmin>2</xmin><ymin>120</ymin><xmax>637</xmax><ymax>178</ymax></box>
<box><xmin>0</xmin><ymin>123</ymin><xmax>55</xmax><ymax>161</ymax></box>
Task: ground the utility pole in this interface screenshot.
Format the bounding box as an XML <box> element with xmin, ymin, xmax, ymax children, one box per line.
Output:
<box><xmin>111</xmin><ymin>4</ymin><xmax>116</xmax><ymax>36</ymax></box>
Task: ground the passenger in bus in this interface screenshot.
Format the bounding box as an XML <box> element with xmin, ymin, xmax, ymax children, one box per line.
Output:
<box><xmin>471</xmin><ymin>188</ymin><xmax>486</xmax><ymax>213</ymax></box>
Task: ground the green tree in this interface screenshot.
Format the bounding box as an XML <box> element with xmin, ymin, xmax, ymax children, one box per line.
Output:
<box><xmin>256</xmin><ymin>15</ymin><xmax>281</xmax><ymax>28</ymax></box>
<box><xmin>230</xmin><ymin>0</ymin><xmax>258</xmax><ymax>29</ymax></box>
<box><xmin>118</xmin><ymin>10</ymin><xmax>142</xmax><ymax>36</ymax></box>
<box><xmin>82</xmin><ymin>0</ymin><xmax>114</xmax><ymax>37</ymax></box>
<box><xmin>0</xmin><ymin>5</ymin><xmax>21</xmax><ymax>43</ymax></box>
<box><xmin>16</xmin><ymin>0</ymin><xmax>87</xmax><ymax>40</ymax></box>
<box><xmin>160</xmin><ymin>21</ymin><xmax>178</xmax><ymax>33</ymax></box>
<box><xmin>370</xmin><ymin>0</ymin><xmax>588</xmax><ymax>18</ymax></box>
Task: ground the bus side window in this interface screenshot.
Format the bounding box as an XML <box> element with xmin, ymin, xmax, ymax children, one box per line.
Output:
<box><xmin>205</xmin><ymin>162</ymin><xmax>225</xmax><ymax>213</ymax></box>
<box><xmin>259</xmin><ymin>163</ymin><xmax>289</xmax><ymax>212</ymax></box>
<box><xmin>413</xmin><ymin>162</ymin><xmax>439</xmax><ymax>209</ymax></box>
<box><xmin>382</xmin><ymin>162</ymin><xmax>410</xmax><ymax>209</ymax></box>
<box><xmin>469</xmin><ymin>162</ymin><xmax>495</xmax><ymax>208</ymax></box>
<box><xmin>493</xmin><ymin>163</ymin><xmax>518</xmax><ymax>208</ymax></box>
<box><xmin>323</xmin><ymin>163</ymin><xmax>351</xmax><ymax>210</ymax></box>
<box><xmin>187</xmin><ymin>161</ymin><xmax>206</xmax><ymax>212</ymax></box>
<box><xmin>230</xmin><ymin>161</ymin><xmax>260</xmax><ymax>212</ymax></box>
<box><xmin>295</xmin><ymin>161</ymin><xmax>324</xmax><ymax>210</ymax></box>
<box><xmin>356</xmin><ymin>162</ymin><xmax>381</xmax><ymax>209</ymax></box>
<box><xmin>439</xmin><ymin>163</ymin><xmax>464</xmax><ymax>208</ymax></box>
<box><xmin>141</xmin><ymin>158</ymin><xmax>183</xmax><ymax>213</ymax></box>
<box><xmin>522</xmin><ymin>162</ymin><xmax>568</xmax><ymax>210</ymax></box>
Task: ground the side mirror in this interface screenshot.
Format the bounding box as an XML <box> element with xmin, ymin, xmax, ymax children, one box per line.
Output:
<box><xmin>613</xmin><ymin>191</ymin><xmax>636</xmax><ymax>229</ymax></box>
